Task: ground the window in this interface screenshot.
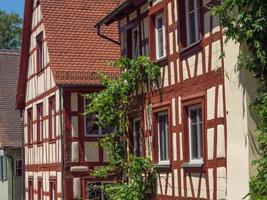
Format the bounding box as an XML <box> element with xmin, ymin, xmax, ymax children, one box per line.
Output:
<box><xmin>37</xmin><ymin>103</ymin><xmax>43</xmax><ymax>143</ymax></box>
<box><xmin>49</xmin><ymin>180</ymin><xmax>56</xmax><ymax>200</ymax></box>
<box><xmin>157</xmin><ymin>112</ymin><xmax>169</xmax><ymax>164</ymax></box>
<box><xmin>27</xmin><ymin>109</ymin><xmax>33</xmax><ymax>145</ymax></box>
<box><xmin>87</xmin><ymin>182</ymin><xmax>107</xmax><ymax>200</ymax></box>
<box><xmin>188</xmin><ymin>105</ymin><xmax>203</xmax><ymax>163</ymax></box>
<box><xmin>38</xmin><ymin>179</ymin><xmax>43</xmax><ymax>200</ymax></box>
<box><xmin>185</xmin><ymin>0</ymin><xmax>200</xmax><ymax>45</ymax></box>
<box><xmin>131</xmin><ymin>27</ymin><xmax>140</xmax><ymax>59</ymax></box>
<box><xmin>84</xmin><ymin>98</ymin><xmax>112</xmax><ymax>136</ymax></box>
<box><xmin>15</xmin><ymin>160</ymin><xmax>22</xmax><ymax>176</ymax></box>
<box><xmin>36</xmin><ymin>32</ymin><xmax>44</xmax><ymax>73</ymax></box>
<box><xmin>155</xmin><ymin>13</ymin><xmax>166</xmax><ymax>60</ymax></box>
<box><xmin>49</xmin><ymin>97</ymin><xmax>56</xmax><ymax>140</ymax></box>
<box><xmin>0</xmin><ymin>156</ymin><xmax>7</xmax><ymax>181</ymax></box>
<box><xmin>28</xmin><ymin>179</ymin><xmax>33</xmax><ymax>200</ymax></box>
<box><xmin>133</xmin><ymin>118</ymin><xmax>142</xmax><ymax>157</ymax></box>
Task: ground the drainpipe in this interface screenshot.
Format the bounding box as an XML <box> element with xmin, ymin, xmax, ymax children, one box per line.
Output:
<box><xmin>59</xmin><ymin>87</ymin><xmax>65</xmax><ymax>199</ymax></box>
<box><xmin>5</xmin><ymin>152</ymin><xmax>14</xmax><ymax>200</ymax></box>
<box><xmin>20</xmin><ymin>110</ymin><xmax>25</xmax><ymax>200</ymax></box>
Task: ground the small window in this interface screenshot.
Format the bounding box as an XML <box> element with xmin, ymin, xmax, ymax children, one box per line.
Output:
<box><xmin>84</xmin><ymin>98</ymin><xmax>112</xmax><ymax>137</ymax></box>
<box><xmin>37</xmin><ymin>103</ymin><xmax>43</xmax><ymax>143</ymax></box>
<box><xmin>133</xmin><ymin>117</ymin><xmax>142</xmax><ymax>157</ymax></box>
<box><xmin>36</xmin><ymin>32</ymin><xmax>44</xmax><ymax>73</ymax></box>
<box><xmin>28</xmin><ymin>179</ymin><xmax>33</xmax><ymax>200</ymax></box>
<box><xmin>131</xmin><ymin>27</ymin><xmax>140</xmax><ymax>59</ymax></box>
<box><xmin>49</xmin><ymin>180</ymin><xmax>56</xmax><ymax>200</ymax></box>
<box><xmin>38</xmin><ymin>179</ymin><xmax>43</xmax><ymax>200</ymax></box>
<box><xmin>155</xmin><ymin>13</ymin><xmax>166</xmax><ymax>60</ymax></box>
<box><xmin>157</xmin><ymin>112</ymin><xmax>169</xmax><ymax>164</ymax></box>
<box><xmin>27</xmin><ymin>109</ymin><xmax>33</xmax><ymax>145</ymax></box>
<box><xmin>49</xmin><ymin>97</ymin><xmax>56</xmax><ymax>140</ymax></box>
<box><xmin>185</xmin><ymin>0</ymin><xmax>200</xmax><ymax>45</ymax></box>
<box><xmin>188</xmin><ymin>105</ymin><xmax>203</xmax><ymax>163</ymax></box>
<box><xmin>15</xmin><ymin>160</ymin><xmax>22</xmax><ymax>176</ymax></box>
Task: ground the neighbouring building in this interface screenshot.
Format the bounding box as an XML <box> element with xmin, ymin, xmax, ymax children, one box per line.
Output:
<box><xmin>96</xmin><ymin>0</ymin><xmax>259</xmax><ymax>199</ymax></box>
<box><xmin>16</xmin><ymin>0</ymin><xmax>121</xmax><ymax>199</ymax></box>
<box><xmin>0</xmin><ymin>50</ymin><xmax>23</xmax><ymax>200</ymax></box>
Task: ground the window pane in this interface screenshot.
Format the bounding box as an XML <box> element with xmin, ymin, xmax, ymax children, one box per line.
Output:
<box><xmin>134</xmin><ymin>119</ymin><xmax>141</xmax><ymax>156</ymax></box>
<box><xmin>189</xmin><ymin>12</ymin><xmax>196</xmax><ymax>44</ymax></box>
<box><xmin>190</xmin><ymin>124</ymin><xmax>198</xmax><ymax>159</ymax></box>
<box><xmin>157</xmin><ymin>28</ymin><xmax>164</xmax><ymax>58</ymax></box>
<box><xmin>188</xmin><ymin>0</ymin><xmax>195</xmax><ymax>12</ymax></box>
<box><xmin>158</xmin><ymin>114</ymin><xmax>168</xmax><ymax>161</ymax></box>
<box><xmin>189</xmin><ymin>106</ymin><xmax>203</xmax><ymax>161</ymax></box>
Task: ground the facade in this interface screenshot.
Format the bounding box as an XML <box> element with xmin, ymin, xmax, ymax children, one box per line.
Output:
<box><xmin>0</xmin><ymin>50</ymin><xmax>23</xmax><ymax>200</ymax></box>
<box><xmin>16</xmin><ymin>0</ymin><xmax>121</xmax><ymax>199</ymax></box>
<box><xmin>96</xmin><ymin>0</ymin><xmax>259</xmax><ymax>200</ymax></box>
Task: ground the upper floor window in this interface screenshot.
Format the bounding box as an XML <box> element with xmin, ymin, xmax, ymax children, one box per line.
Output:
<box><xmin>36</xmin><ymin>32</ymin><xmax>44</xmax><ymax>73</ymax></box>
<box><xmin>185</xmin><ymin>0</ymin><xmax>200</xmax><ymax>45</ymax></box>
<box><xmin>155</xmin><ymin>13</ymin><xmax>166</xmax><ymax>60</ymax></box>
<box><xmin>49</xmin><ymin>97</ymin><xmax>56</xmax><ymax>140</ymax></box>
<box><xmin>84</xmin><ymin>98</ymin><xmax>111</xmax><ymax>137</ymax></box>
<box><xmin>133</xmin><ymin>117</ymin><xmax>142</xmax><ymax>157</ymax></box>
<box><xmin>188</xmin><ymin>105</ymin><xmax>203</xmax><ymax>163</ymax></box>
<box><xmin>37</xmin><ymin>103</ymin><xmax>43</xmax><ymax>143</ymax></box>
<box><xmin>157</xmin><ymin>112</ymin><xmax>169</xmax><ymax>164</ymax></box>
<box><xmin>27</xmin><ymin>108</ymin><xmax>33</xmax><ymax>145</ymax></box>
<box><xmin>131</xmin><ymin>27</ymin><xmax>140</xmax><ymax>59</ymax></box>
<box><xmin>15</xmin><ymin>159</ymin><xmax>22</xmax><ymax>176</ymax></box>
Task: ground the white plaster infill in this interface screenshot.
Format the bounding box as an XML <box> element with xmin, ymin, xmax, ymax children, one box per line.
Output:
<box><xmin>70</xmin><ymin>166</ymin><xmax>89</xmax><ymax>172</ymax></box>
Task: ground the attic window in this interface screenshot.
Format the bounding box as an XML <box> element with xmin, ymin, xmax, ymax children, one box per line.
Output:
<box><xmin>36</xmin><ymin>32</ymin><xmax>44</xmax><ymax>73</ymax></box>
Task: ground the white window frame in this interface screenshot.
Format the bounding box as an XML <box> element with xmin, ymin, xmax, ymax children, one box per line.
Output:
<box><xmin>131</xmin><ymin>26</ymin><xmax>140</xmax><ymax>59</ymax></box>
<box><xmin>185</xmin><ymin>0</ymin><xmax>200</xmax><ymax>46</ymax></box>
<box><xmin>133</xmin><ymin>117</ymin><xmax>142</xmax><ymax>156</ymax></box>
<box><xmin>188</xmin><ymin>104</ymin><xmax>203</xmax><ymax>164</ymax></box>
<box><xmin>155</xmin><ymin>13</ymin><xmax>166</xmax><ymax>60</ymax></box>
<box><xmin>157</xmin><ymin>112</ymin><xmax>169</xmax><ymax>165</ymax></box>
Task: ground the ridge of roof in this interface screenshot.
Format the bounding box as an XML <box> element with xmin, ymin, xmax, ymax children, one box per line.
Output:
<box><xmin>0</xmin><ymin>49</ymin><xmax>20</xmax><ymax>55</ymax></box>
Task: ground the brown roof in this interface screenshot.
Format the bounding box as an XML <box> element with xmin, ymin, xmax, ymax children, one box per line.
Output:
<box><xmin>17</xmin><ymin>0</ymin><xmax>121</xmax><ymax>108</ymax></box>
<box><xmin>0</xmin><ymin>50</ymin><xmax>22</xmax><ymax>148</ymax></box>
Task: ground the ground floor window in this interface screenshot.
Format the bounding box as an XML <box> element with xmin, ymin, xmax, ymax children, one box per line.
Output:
<box><xmin>87</xmin><ymin>182</ymin><xmax>108</xmax><ymax>200</ymax></box>
<box><xmin>49</xmin><ymin>179</ymin><xmax>57</xmax><ymax>200</ymax></box>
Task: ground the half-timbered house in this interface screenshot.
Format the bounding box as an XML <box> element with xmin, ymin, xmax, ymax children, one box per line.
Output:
<box><xmin>16</xmin><ymin>0</ymin><xmax>121</xmax><ymax>199</ymax></box>
<box><xmin>96</xmin><ymin>0</ymin><xmax>259</xmax><ymax>199</ymax></box>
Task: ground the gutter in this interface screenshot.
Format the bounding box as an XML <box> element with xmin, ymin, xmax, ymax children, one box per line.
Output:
<box><xmin>59</xmin><ymin>86</ymin><xmax>65</xmax><ymax>199</ymax></box>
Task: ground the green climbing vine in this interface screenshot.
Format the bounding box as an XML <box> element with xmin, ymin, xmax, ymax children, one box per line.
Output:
<box><xmin>85</xmin><ymin>56</ymin><xmax>160</xmax><ymax>200</ymax></box>
<box><xmin>213</xmin><ymin>1</ymin><xmax>267</xmax><ymax>199</ymax></box>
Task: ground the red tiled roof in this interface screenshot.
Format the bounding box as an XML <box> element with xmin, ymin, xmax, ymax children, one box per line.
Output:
<box><xmin>17</xmin><ymin>0</ymin><xmax>121</xmax><ymax>108</ymax></box>
<box><xmin>0</xmin><ymin>50</ymin><xmax>22</xmax><ymax>148</ymax></box>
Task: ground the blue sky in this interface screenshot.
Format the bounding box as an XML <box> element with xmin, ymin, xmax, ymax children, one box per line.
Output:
<box><xmin>0</xmin><ymin>0</ymin><xmax>24</xmax><ymax>17</ymax></box>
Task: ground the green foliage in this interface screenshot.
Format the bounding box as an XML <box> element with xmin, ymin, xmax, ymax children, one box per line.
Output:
<box><xmin>213</xmin><ymin>1</ymin><xmax>267</xmax><ymax>199</ymax></box>
<box><xmin>85</xmin><ymin>56</ymin><xmax>160</xmax><ymax>200</ymax></box>
<box><xmin>0</xmin><ymin>10</ymin><xmax>22</xmax><ymax>50</ymax></box>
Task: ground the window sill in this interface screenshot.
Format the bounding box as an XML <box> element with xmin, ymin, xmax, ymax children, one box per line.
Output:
<box><xmin>37</xmin><ymin>141</ymin><xmax>43</xmax><ymax>147</ymax></box>
<box><xmin>153</xmin><ymin>57</ymin><xmax>167</xmax><ymax>67</ymax></box>
<box><xmin>49</xmin><ymin>139</ymin><xmax>56</xmax><ymax>144</ymax></box>
<box><xmin>181</xmin><ymin>162</ymin><xmax>204</xmax><ymax>168</ymax></box>
<box><xmin>154</xmin><ymin>162</ymin><xmax>171</xmax><ymax>172</ymax></box>
<box><xmin>179</xmin><ymin>40</ymin><xmax>201</xmax><ymax>58</ymax></box>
